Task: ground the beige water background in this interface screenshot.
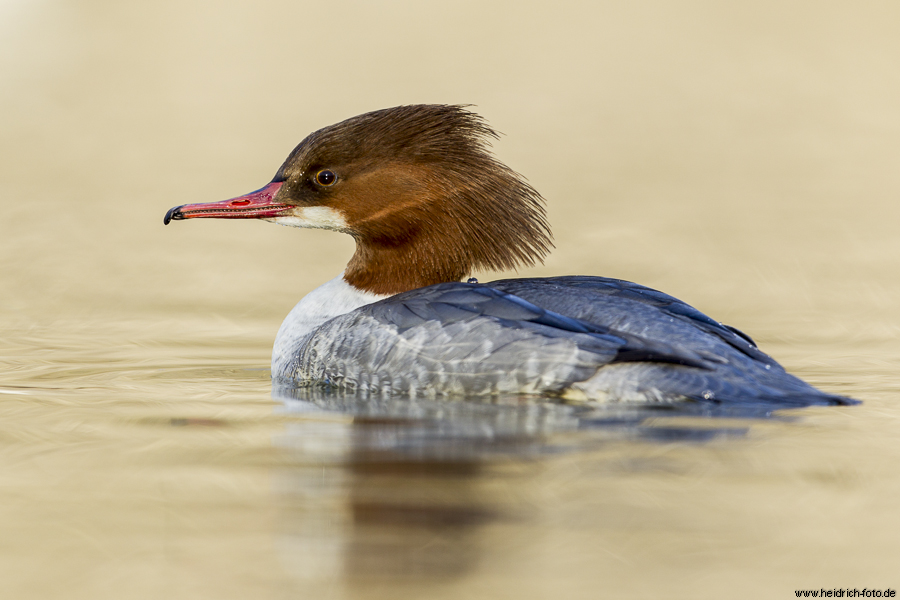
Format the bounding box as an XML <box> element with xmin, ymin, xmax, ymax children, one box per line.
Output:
<box><xmin>2</xmin><ymin>1</ymin><xmax>900</xmax><ymax>598</ymax></box>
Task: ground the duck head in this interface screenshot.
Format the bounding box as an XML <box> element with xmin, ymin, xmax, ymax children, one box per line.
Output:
<box><xmin>165</xmin><ymin>105</ymin><xmax>553</xmax><ymax>295</ymax></box>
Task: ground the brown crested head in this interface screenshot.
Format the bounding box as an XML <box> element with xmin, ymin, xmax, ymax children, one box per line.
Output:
<box><xmin>274</xmin><ymin>105</ymin><xmax>553</xmax><ymax>295</ymax></box>
<box><xmin>167</xmin><ymin>105</ymin><xmax>553</xmax><ymax>295</ymax></box>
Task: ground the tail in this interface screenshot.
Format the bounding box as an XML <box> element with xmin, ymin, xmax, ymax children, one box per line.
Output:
<box><xmin>689</xmin><ymin>389</ymin><xmax>860</xmax><ymax>407</ymax></box>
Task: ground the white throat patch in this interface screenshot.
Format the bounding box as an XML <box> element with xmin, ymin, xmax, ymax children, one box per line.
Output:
<box><xmin>266</xmin><ymin>206</ymin><xmax>349</xmax><ymax>232</ymax></box>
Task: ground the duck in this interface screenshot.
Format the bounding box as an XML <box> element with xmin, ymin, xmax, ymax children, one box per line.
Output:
<box><xmin>164</xmin><ymin>104</ymin><xmax>855</xmax><ymax>406</ymax></box>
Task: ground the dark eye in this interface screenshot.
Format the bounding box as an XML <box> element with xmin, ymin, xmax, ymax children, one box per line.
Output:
<box><xmin>315</xmin><ymin>169</ymin><xmax>336</xmax><ymax>186</ymax></box>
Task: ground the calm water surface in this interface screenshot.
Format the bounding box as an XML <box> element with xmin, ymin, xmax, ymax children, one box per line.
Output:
<box><xmin>2</xmin><ymin>2</ymin><xmax>900</xmax><ymax>598</ymax></box>
<box><xmin>2</xmin><ymin>308</ymin><xmax>898</xmax><ymax>598</ymax></box>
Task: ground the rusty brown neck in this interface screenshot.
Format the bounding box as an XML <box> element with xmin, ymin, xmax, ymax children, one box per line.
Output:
<box><xmin>343</xmin><ymin>229</ymin><xmax>469</xmax><ymax>296</ymax></box>
<box><xmin>337</xmin><ymin>173</ymin><xmax>552</xmax><ymax>295</ymax></box>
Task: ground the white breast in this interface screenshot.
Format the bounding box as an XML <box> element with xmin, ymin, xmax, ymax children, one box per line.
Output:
<box><xmin>272</xmin><ymin>275</ymin><xmax>390</xmax><ymax>375</ymax></box>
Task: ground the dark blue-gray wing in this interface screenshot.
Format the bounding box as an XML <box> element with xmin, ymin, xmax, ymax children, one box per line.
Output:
<box><xmin>369</xmin><ymin>283</ymin><xmax>717</xmax><ymax>369</ymax></box>
<box><xmin>488</xmin><ymin>276</ymin><xmax>776</xmax><ymax>366</ymax></box>
<box><xmin>486</xmin><ymin>276</ymin><xmax>855</xmax><ymax>406</ymax></box>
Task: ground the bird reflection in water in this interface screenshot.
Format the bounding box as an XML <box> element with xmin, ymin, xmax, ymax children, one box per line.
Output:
<box><xmin>270</xmin><ymin>385</ymin><xmax>776</xmax><ymax>584</ymax></box>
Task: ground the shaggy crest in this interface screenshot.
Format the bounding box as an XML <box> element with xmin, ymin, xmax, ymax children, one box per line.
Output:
<box><xmin>273</xmin><ymin>105</ymin><xmax>554</xmax><ymax>294</ymax></box>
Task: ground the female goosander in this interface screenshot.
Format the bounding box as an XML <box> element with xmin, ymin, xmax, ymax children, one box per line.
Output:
<box><xmin>165</xmin><ymin>105</ymin><xmax>855</xmax><ymax>406</ymax></box>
